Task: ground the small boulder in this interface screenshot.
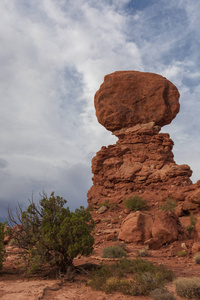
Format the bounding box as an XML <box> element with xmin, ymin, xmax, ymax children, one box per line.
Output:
<box><xmin>97</xmin><ymin>206</ymin><xmax>107</xmax><ymax>214</ymax></box>
<box><xmin>151</xmin><ymin>211</ymin><xmax>185</xmax><ymax>248</ymax></box>
<box><xmin>118</xmin><ymin>211</ymin><xmax>153</xmax><ymax>243</ymax></box>
<box><xmin>192</xmin><ymin>242</ymin><xmax>200</xmax><ymax>253</ymax></box>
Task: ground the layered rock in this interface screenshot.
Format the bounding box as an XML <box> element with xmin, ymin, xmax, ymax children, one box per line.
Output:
<box><xmin>87</xmin><ymin>70</ymin><xmax>200</xmax><ymax>214</ymax></box>
<box><xmin>87</xmin><ymin>121</ymin><xmax>192</xmax><ymax>206</ymax></box>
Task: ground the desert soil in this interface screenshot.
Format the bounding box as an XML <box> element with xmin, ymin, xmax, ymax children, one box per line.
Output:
<box><xmin>1</xmin><ymin>239</ymin><xmax>200</xmax><ymax>300</ymax></box>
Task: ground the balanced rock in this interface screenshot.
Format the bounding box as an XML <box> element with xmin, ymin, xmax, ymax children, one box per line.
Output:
<box><xmin>95</xmin><ymin>71</ymin><xmax>180</xmax><ymax>132</ymax></box>
<box><xmin>88</xmin><ymin>70</ymin><xmax>200</xmax><ymax>219</ymax></box>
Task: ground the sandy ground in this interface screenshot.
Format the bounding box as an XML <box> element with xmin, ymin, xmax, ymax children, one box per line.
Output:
<box><xmin>1</xmin><ymin>242</ymin><xmax>200</xmax><ymax>300</ymax></box>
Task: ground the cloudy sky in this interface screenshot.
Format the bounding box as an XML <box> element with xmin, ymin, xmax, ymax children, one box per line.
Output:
<box><xmin>0</xmin><ymin>0</ymin><xmax>200</xmax><ymax>220</ymax></box>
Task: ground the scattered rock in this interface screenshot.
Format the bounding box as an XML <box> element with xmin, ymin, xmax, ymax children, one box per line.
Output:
<box><xmin>195</xmin><ymin>215</ymin><xmax>200</xmax><ymax>239</ymax></box>
<box><xmin>106</xmin><ymin>232</ymin><xmax>116</xmax><ymax>241</ymax></box>
<box><xmin>97</xmin><ymin>206</ymin><xmax>108</xmax><ymax>214</ymax></box>
<box><xmin>181</xmin><ymin>242</ymin><xmax>187</xmax><ymax>250</ymax></box>
<box><xmin>192</xmin><ymin>242</ymin><xmax>200</xmax><ymax>253</ymax></box>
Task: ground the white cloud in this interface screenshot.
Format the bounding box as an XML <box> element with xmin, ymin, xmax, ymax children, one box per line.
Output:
<box><xmin>0</xmin><ymin>0</ymin><xmax>200</xmax><ymax>219</ymax></box>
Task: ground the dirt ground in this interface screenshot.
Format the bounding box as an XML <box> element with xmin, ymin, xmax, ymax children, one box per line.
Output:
<box><xmin>1</xmin><ymin>239</ymin><xmax>200</xmax><ymax>300</ymax></box>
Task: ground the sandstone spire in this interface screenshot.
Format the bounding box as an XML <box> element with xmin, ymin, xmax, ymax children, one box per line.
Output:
<box><xmin>87</xmin><ymin>71</ymin><xmax>197</xmax><ymax>211</ymax></box>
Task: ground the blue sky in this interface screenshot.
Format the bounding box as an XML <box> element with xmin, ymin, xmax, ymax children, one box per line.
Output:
<box><xmin>0</xmin><ymin>0</ymin><xmax>200</xmax><ymax>220</ymax></box>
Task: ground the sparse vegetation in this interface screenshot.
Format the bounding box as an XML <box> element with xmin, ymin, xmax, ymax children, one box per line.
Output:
<box><xmin>187</xmin><ymin>213</ymin><xmax>196</xmax><ymax>235</ymax></box>
<box><xmin>7</xmin><ymin>191</ymin><xmax>95</xmax><ymax>275</ymax></box>
<box><xmin>174</xmin><ymin>277</ymin><xmax>200</xmax><ymax>299</ymax></box>
<box><xmin>137</xmin><ymin>245</ymin><xmax>151</xmax><ymax>257</ymax></box>
<box><xmin>102</xmin><ymin>245</ymin><xmax>126</xmax><ymax>258</ymax></box>
<box><xmin>99</xmin><ymin>199</ymin><xmax>110</xmax><ymax>208</ymax></box>
<box><xmin>88</xmin><ymin>258</ymin><xmax>174</xmax><ymax>296</ymax></box>
<box><xmin>160</xmin><ymin>197</ymin><xmax>177</xmax><ymax>212</ymax></box>
<box><xmin>124</xmin><ymin>195</ymin><xmax>148</xmax><ymax>211</ymax></box>
<box><xmin>177</xmin><ymin>250</ymin><xmax>187</xmax><ymax>257</ymax></box>
<box><xmin>150</xmin><ymin>287</ymin><xmax>177</xmax><ymax>300</ymax></box>
<box><xmin>193</xmin><ymin>252</ymin><xmax>200</xmax><ymax>264</ymax></box>
<box><xmin>0</xmin><ymin>222</ymin><xmax>6</xmax><ymax>270</ymax></box>
<box><xmin>110</xmin><ymin>203</ymin><xmax>119</xmax><ymax>211</ymax></box>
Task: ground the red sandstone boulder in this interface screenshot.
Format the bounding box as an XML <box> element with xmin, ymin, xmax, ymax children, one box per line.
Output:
<box><xmin>95</xmin><ymin>71</ymin><xmax>180</xmax><ymax>132</ymax></box>
<box><xmin>118</xmin><ymin>211</ymin><xmax>185</xmax><ymax>249</ymax></box>
<box><xmin>186</xmin><ymin>189</ymin><xmax>200</xmax><ymax>204</ymax></box>
<box><xmin>151</xmin><ymin>211</ymin><xmax>185</xmax><ymax>248</ymax></box>
<box><xmin>192</xmin><ymin>242</ymin><xmax>200</xmax><ymax>253</ymax></box>
<box><xmin>118</xmin><ymin>211</ymin><xmax>153</xmax><ymax>243</ymax></box>
<box><xmin>195</xmin><ymin>215</ymin><xmax>200</xmax><ymax>239</ymax></box>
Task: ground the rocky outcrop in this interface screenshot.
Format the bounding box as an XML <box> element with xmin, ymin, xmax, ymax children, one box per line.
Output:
<box><xmin>95</xmin><ymin>71</ymin><xmax>180</xmax><ymax>131</ymax></box>
<box><xmin>87</xmin><ymin>121</ymin><xmax>192</xmax><ymax>206</ymax></box>
<box><xmin>118</xmin><ymin>211</ymin><xmax>186</xmax><ymax>249</ymax></box>
<box><xmin>86</xmin><ymin>66</ymin><xmax>200</xmax><ymax>253</ymax></box>
<box><xmin>88</xmin><ymin>70</ymin><xmax>200</xmax><ymax>227</ymax></box>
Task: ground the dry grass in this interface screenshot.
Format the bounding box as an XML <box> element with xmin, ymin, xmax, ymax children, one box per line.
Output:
<box><xmin>174</xmin><ymin>277</ymin><xmax>200</xmax><ymax>299</ymax></box>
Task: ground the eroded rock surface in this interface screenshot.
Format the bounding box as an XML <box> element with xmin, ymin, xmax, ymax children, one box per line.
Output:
<box><xmin>87</xmin><ymin>122</ymin><xmax>192</xmax><ymax>206</ymax></box>
<box><xmin>88</xmin><ymin>70</ymin><xmax>200</xmax><ymax>248</ymax></box>
<box><xmin>118</xmin><ymin>211</ymin><xmax>186</xmax><ymax>249</ymax></box>
<box><xmin>95</xmin><ymin>71</ymin><xmax>180</xmax><ymax>131</ymax></box>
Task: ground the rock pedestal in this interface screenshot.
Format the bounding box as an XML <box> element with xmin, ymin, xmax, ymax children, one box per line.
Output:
<box><xmin>87</xmin><ymin>70</ymin><xmax>200</xmax><ymax>215</ymax></box>
<box><xmin>87</xmin><ymin>122</ymin><xmax>192</xmax><ymax>206</ymax></box>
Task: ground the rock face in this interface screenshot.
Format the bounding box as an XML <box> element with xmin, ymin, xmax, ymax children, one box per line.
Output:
<box><xmin>88</xmin><ymin>70</ymin><xmax>200</xmax><ymax>220</ymax></box>
<box><xmin>95</xmin><ymin>71</ymin><xmax>180</xmax><ymax>132</ymax></box>
<box><xmin>87</xmin><ymin>121</ymin><xmax>192</xmax><ymax>206</ymax></box>
<box><xmin>118</xmin><ymin>211</ymin><xmax>186</xmax><ymax>249</ymax></box>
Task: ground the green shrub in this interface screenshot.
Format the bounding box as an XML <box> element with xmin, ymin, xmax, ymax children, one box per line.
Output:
<box><xmin>99</xmin><ymin>199</ymin><xmax>109</xmax><ymax>208</ymax></box>
<box><xmin>174</xmin><ymin>277</ymin><xmax>200</xmax><ymax>299</ymax></box>
<box><xmin>0</xmin><ymin>222</ymin><xmax>6</xmax><ymax>270</ymax></box>
<box><xmin>88</xmin><ymin>258</ymin><xmax>174</xmax><ymax>296</ymax></box>
<box><xmin>160</xmin><ymin>197</ymin><xmax>177</xmax><ymax>212</ymax></box>
<box><xmin>150</xmin><ymin>287</ymin><xmax>177</xmax><ymax>300</ymax></box>
<box><xmin>124</xmin><ymin>196</ymin><xmax>148</xmax><ymax>211</ymax></box>
<box><xmin>133</xmin><ymin>272</ymin><xmax>161</xmax><ymax>295</ymax></box>
<box><xmin>102</xmin><ymin>245</ymin><xmax>126</xmax><ymax>258</ymax></box>
<box><xmin>187</xmin><ymin>213</ymin><xmax>196</xmax><ymax>235</ymax></box>
<box><xmin>193</xmin><ymin>252</ymin><xmax>200</xmax><ymax>264</ymax></box>
<box><xmin>177</xmin><ymin>250</ymin><xmax>187</xmax><ymax>257</ymax></box>
<box><xmin>7</xmin><ymin>192</ymin><xmax>95</xmax><ymax>274</ymax></box>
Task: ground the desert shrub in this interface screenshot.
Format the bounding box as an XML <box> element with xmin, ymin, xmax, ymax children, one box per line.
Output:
<box><xmin>0</xmin><ymin>222</ymin><xmax>6</xmax><ymax>270</ymax></box>
<box><xmin>137</xmin><ymin>245</ymin><xmax>151</xmax><ymax>257</ymax></box>
<box><xmin>124</xmin><ymin>196</ymin><xmax>148</xmax><ymax>211</ymax></box>
<box><xmin>193</xmin><ymin>252</ymin><xmax>200</xmax><ymax>264</ymax></box>
<box><xmin>102</xmin><ymin>245</ymin><xmax>126</xmax><ymax>258</ymax></box>
<box><xmin>7</xmin><ymin>192</ymin><xmax>95</xmax><ymax>274</ymax></box>
<box><xmin>160</xmin><ymin>197</ymin><xmax>177</xmax><ymax>212</ymax></box>
<box><xmin>187</xmin><ymin>213</ymin><xmax>196</xmax><ymax>235</ymax></box>
<box><xmin>177</xmin><ymin>250</ymin><xmax>187</xmax><ymax>257</ymax></box>
<box><xmin>88</xmin><ymin>258</ymin><xmax>174</xmax><ymax>296</ymax></box>
<box><xmin>99</xmin><ymin>199</ymin><xmax>110</xmax><ymax>208</ymax></box>
<box><xmin>150</xmin><ymin>287</ymin><xmax>177</xmax><ymax>300</ymax></box>
<box><xmin>174</xmin><ymin>277</ymin><xmax>200</xmax><ymax>299</ymax></box>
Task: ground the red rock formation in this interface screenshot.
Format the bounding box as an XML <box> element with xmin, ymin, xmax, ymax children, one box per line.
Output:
<box><xmin>118</xmin><ymin>211</ymin><xmax>186</xmax><ymax>249</ymax></box>
<box><xmin>87</xmin><ymin>70</ymin><xmax>200</xmax><ymax>215</ymax></box>
<box><xmin>95</xmin><ymin>71</ymin><xmax>180</xmax><ymax>132</ymax></box>
<box><xmin>87</xmin><ymin>121</ymin><xmax>192</xmax><ymax>206</ymax></box>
